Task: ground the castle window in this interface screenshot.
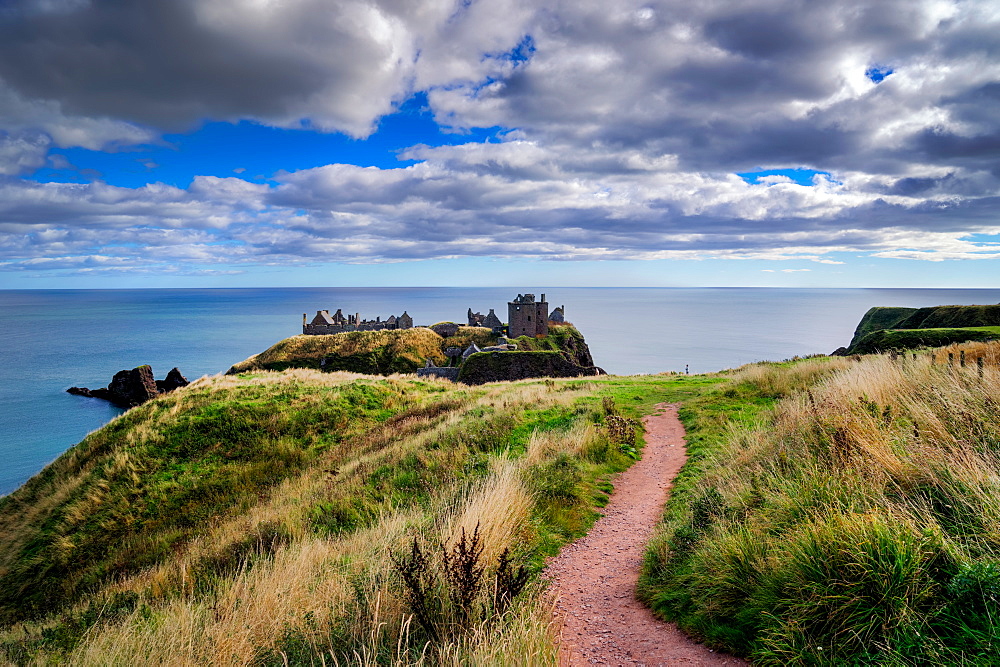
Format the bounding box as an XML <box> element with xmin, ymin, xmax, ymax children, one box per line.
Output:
<box><xmin>527</xmin><ymin>315</ymin><xmax>531</xmax><ymax>321</ymax></box>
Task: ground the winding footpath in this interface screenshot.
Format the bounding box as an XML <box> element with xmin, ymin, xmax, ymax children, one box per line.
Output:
<box><xmin>544</xmin><ymin>403</ymin><xmax>744</xmax><ymax>666</ymax></box>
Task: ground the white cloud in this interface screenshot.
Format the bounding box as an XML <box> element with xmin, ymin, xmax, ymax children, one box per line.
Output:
<box><xmin>0</xmin><ymin>0</ymin><xmax>998</xmax><ymax>275</ymax></box>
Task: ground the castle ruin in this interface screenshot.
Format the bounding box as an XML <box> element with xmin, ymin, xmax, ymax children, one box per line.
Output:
<box><xmin>302</xmin><ymin>292</ymin><xmax>564</xmax><ymax>339</ymax></box>
<box><xmin>508</xmin><ymin>293</ymin><xmax>550</xmax><ymax>338</ymax></box>
<box><xmin>467</xmin><ymin>307</ymin><xmax>504</xmax><ymax>332</ymax></box>
<box><xmin>303</xmin><ymin>309</ymin><xmax>413</xmax><ymax>335</ymax></box>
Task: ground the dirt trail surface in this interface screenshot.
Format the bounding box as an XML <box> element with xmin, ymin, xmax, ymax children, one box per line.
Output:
<box><xmin>544</xmin><ymin>403</ymin><xmax>745</xmax><ymax>666</ymax></box>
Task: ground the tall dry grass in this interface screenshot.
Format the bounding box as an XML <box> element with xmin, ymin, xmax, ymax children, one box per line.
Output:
<box><xmin>643</xmin><ymin>342</ymin><xmax>1000</xmax><ymax>663</ymax></box>
<box><xmin>64</xmin><ymin>455</ymin><xmax>553</xmax><ymax>666</ymax></box>
<box><xmin>0</xmin><ymin>371</ymin><xmax>606</xmax><ymax>665</ymax></box>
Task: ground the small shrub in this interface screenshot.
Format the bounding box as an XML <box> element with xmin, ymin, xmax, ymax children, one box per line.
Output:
<box><xmin>392</xmin><ymin>525</ymin><xmax>531</xmax><ymax>645</ymax></box>
<box><xmin>606</xmin><ymin>414</ymin><xmax>639</xmax><ymax>459</ymax></box>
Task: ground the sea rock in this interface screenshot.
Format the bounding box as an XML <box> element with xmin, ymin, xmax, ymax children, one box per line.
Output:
<box><xmin>156</xmin><ymin>367</ymin><xmax>190</xmax><ymax>392</ymax></box>
<box><xmin>67</xmin><ymin>365</ymin><xmax>188</xmax><ymax>408</ymax></box>
<box><xmin>105</xmin><ymin>365</ymin><xmax>160</xmax><ymax>407</ymax></box>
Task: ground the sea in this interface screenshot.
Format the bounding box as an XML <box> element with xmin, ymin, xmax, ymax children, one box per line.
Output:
<box><xmin>3</xmin><ymin>286</ymin><xmax>999</xmax><ymax>496</ymax></box>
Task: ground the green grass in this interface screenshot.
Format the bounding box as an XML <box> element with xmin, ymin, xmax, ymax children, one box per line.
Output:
<box><xmin>640</xmin><ymin>346</ymin><xmax>1000</xmax><ymax>664</ymax></box>
<box><xmin>0</xmin><ymin>369</ymin><xmax>720</xmax><ymax>664</ymax></box>
<box><xmin>0</xmin><ymin>374</ymin><xmax>445</xmax><ymax>622</ymax></box>
<box><xmin>848</xmin><ymin>306</ymin><xmax>918</xmax><ymax>348</ymax></box>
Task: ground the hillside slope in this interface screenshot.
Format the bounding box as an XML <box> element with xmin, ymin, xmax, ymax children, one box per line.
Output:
<box><xmin>895</xmin><ymin>304</ymin><xmax>1000</xmax><ymax>330</ymax></box>
<box><xmin>847</xmin><ymin>304</ymin><xmax>1000</xmax><ymax>351</ymax></box>
<box><xmin>850</xmin><ymin>326</ymin><xmax>1000</xmax><ymax>354</ymax></box>
<box><xmin>641</xmin><ymin>341</ymin><xmax>1000</xmax><ymax>664</ymax></box>
<box><xmin>848</xmin><ymin>306</ymin><xmax>918</xmax><ymax>348</ymax></box>
<box><xmin>0</xmin><ymin>367</ymin><xmax>702</xmax><ymax>664</ymax></box>
<box><xmin>227</xmin><ymin>324</ymin><xmax>599</xmax><ymax>381</ymax></box>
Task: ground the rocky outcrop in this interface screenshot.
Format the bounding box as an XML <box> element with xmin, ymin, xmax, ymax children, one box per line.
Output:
<box><xmin>157</xmin><ymin>367</ymin><xmax>190</xmax><ymax>392</ymax></box>
<box><xmin>557</xmin><ymin>331</ymin><xmax>595</xmax><ymax>367</ymax></box>
<box><xmin>68</xmin><ymin>366</ymin><xmax>189</xmax><ymax>408</ymax></box>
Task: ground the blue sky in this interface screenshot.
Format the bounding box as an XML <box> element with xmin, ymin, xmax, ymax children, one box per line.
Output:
<box><xmin>0</xmin><ymin>0</ymin><xmax>998</xmax><ymax>288</ymax></box>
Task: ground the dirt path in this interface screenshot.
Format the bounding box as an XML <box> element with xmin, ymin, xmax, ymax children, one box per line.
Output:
<box><xmin>544</xmin><ymin>403</ymin><xmax>744</xmax><ymax>666</ymax></box>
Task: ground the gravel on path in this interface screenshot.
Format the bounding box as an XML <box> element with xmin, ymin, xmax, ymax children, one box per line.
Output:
<box><xmin>543</xmin><ymin>403</ymin><xmax>745</xmax><ymax>666</ymax></box>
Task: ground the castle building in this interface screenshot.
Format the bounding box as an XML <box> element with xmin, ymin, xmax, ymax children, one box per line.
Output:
<box><xmin>467</xmin><ymin>307</ymin><xmax>504</xmax><ymax>333</ymax></box>
<box><xmin>303</xmin><ymin>309</ymin><xmax>413</xmax><ymax>335</ymax></box>
<box><xmin>508</xmin><ymin>293</ymin><xmax>549</xmax><ymax>337</ymax></box>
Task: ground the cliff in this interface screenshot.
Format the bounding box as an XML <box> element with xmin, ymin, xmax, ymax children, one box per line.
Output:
<box><xmin>0</xmin><ymin>365</ymin><xmax>672</xmax><ymax>663</ymax></box>
<box><xmin>849</xmin><ymin>326</ymin><xmax>1000</xmax><ymax>354</ymax></box>
<box><xmin>508</xmin><ymin>324</ymin><xmax>596</xmax><ymax>367</ymax></box>
<box><xmin>848</xmin><ymin>307</ymin><xmax>918</xmax><ymax>349</ymax></box>
<box><xmin>846</xmin><ymin>304</ymin><xmax>1000</xmax><ymax>353</ymax></box>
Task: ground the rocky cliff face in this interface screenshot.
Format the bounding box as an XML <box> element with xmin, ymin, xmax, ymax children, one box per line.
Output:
<box><xmin>68</xmin><ymin>366</ymin><xmax>189</xmax><ymax>408</ymax></box>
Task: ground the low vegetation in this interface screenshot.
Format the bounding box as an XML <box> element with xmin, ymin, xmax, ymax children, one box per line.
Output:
<box><xmin>0</xmin><ymin>366</ymin><xmax>706</xmax><ymax>664</ymax></box>
<box><xmin>641</xmin><ymin>341</ymin><xmax>1000</xmax><ymax>664</ymax></box>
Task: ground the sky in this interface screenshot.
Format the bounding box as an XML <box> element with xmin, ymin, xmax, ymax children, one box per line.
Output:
<box><xmin>0</xmin><ymin>0</ymin><xmax>998</xmax><ymax>288</ymax></box>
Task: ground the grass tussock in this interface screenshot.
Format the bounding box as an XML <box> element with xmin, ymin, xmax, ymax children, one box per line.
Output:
<box><xmin>0</xmin><ymin>366</ymin><xmax>702</xmax><ymax>664</ymax></box>
<box><xmin>641</xmin><ymin>342</ymin><xmax>1000</xmax><ymax>664</ymax></box>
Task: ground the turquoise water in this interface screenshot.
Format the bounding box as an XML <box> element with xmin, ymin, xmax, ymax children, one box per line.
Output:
<box><xmin>3</xmin><ymin>287</ymin><xmax>999</xmax><ymax>495</ymax></box>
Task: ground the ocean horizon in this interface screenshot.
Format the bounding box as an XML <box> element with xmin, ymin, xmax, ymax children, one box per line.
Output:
<box><xmin>3</xmin><ymin>285</ymin><xmax>999</xmax><ymax>496</ymax></box>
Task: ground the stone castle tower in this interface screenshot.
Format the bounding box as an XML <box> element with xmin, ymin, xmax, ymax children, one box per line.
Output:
<box><xmin>508</xmin><ymin>293</ymin><xmax>549</xmax><ymax>337</ymax></box>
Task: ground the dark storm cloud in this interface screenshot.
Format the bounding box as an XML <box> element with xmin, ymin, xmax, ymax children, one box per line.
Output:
<box><xmin>0</xmin><ymin>0</ymin><xmax>483</xmax><ymax>137</ymax></box>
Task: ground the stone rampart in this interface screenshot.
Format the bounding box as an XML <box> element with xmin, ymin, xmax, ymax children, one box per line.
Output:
<box><xmin>303</xmin><ymin>322</ymin><xmax>402</xmax><ymax>335</ymax></box>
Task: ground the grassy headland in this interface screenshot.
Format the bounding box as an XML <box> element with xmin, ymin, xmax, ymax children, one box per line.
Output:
<box><xmin>227</xmin><ymin>327</ymin><xmax>497</xmax><ymax>375</ymax></box>
<box><xmin>847</xmin><ymin>304</ymin><xmax>1000</xmax><ymax>353</ymax></box>
<box><xmin>850</xmin><ymin>326</ymin><xmax>1000</xmax><ymax>354</ymax></box>
<box><xmin>225</xmin><ymin>325</ymin><xmax>593</xmax><ymax>378</ymax></box>
<box><xmin>640</xmin><ymin>340</ymin><xmax>1000</xmax><ymax>664</ymax></box>
<box><xmin>0</xmin><ymin>367</ymin><xmax>709</xmax><ymax>664</ymax></box>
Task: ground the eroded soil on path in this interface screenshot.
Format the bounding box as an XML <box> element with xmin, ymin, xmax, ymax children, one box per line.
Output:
<box><xmin>544</xmin><ymin>403</ymin><xmax>744</xmax><ymax>666</ymax></box>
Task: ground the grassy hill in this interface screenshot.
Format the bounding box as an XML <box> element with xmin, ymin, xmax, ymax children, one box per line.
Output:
<box><xmin>640</xmin><ymin>339</ymin><xmax>1000</xmax><ymax>664</ymax></box>
<box><xmin>848</xmin><ymin>306</ymin><xmax>918</xmax><ymax>348</ymax></box>
<box><xmin>850</xmin><ymin>326</ymin><xmax>1000</xmax><ymax>354</ymax></box>
<box><xmin>0</xmin><ymin>367</ymin><xmax>707</xmax><ymax>664</ymax></box>
<box><xmin>895</xmin><ymin>304</ymin><xmax>1000</xmax><ymax>330</ymax></box>
<box><xmin>226</xmin><ymin>325</ymin><xmax>596</xmax><ymax>379</ymax></box>
<box><xmin>226</xmin><ymin>327</ymin><xmax>497</xmax><ymax>375</ymax></box>
<box><xmin>848</xmin><ymin>304</ymin><xmax>1000</xmax><ymax>352</ymax></box>
<box><xmin>6</xmin><ymin>335</ymin><xmax>1000</xmax><ymax>664</ymax></box>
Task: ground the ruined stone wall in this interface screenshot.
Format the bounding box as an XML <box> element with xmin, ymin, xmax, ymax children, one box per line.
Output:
<box><xmin>303</xmin><ymin>320</ymin><xmax>413</xmax><ymax>335</ymax></box>
<box><xmin>416</xmin><ymin>367</ymin><xmax>461</xmax><ymax>381</ymax></box>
